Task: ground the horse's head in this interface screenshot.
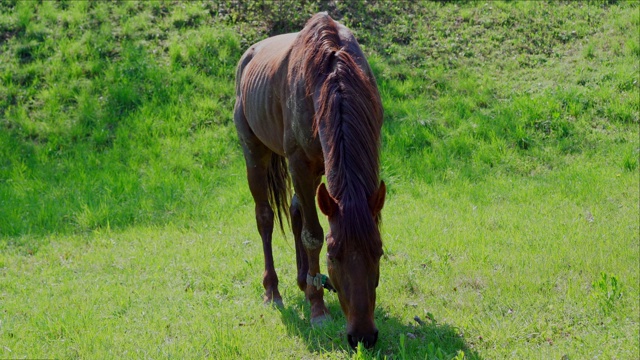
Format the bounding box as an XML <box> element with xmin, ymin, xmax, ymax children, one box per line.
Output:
<box><xmin>317</xmin><ymin>181</ymin><xmax>386</xmax><ymax>349</ymax></box>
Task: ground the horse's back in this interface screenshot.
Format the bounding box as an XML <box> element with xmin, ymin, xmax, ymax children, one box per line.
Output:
<box><xmin>235</xmin><ymin>13</ymin><xmax>379</xmax><ymax>162</ymax></box>
<box><xmin>235</xmin><ymin>33</ymin><xmax>298</xmax><ymax>155</ymax></box>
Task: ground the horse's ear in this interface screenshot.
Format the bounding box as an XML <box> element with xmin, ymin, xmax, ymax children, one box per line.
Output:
<box><xmin>317</xmin><ymin>183</ymin><xmax>338</xmax><ymax>217</ymax></box>
<box><xmin>369</xmin><ymin>180</ymin><xmax>386</xmax><ymax>215</ymax></box>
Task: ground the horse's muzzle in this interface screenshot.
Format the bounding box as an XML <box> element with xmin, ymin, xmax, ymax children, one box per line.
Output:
<box><xmin>347</xmin><ymin>329</ymin><xmax>379</xmax><ymax>349</ymax></box>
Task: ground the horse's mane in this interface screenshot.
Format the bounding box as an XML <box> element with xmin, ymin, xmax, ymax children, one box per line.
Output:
<box><xmin>300</xmin><ymin>13</ymin><xmax>384</xmax><ymax>260</ymax></box>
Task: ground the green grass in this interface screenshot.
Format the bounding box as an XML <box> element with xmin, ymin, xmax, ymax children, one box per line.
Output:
<box><xmin>1</xmin><ymin>155</ymin><xmax>636</xmax><ymax>358</ymax></box>
<box><xmin>1</xmin><ymin>0</ymin><xmax>243</xmax><ymax>237</ymax></box>
<box><xmin>0</xmin><ymin>0</ymin><xmax>638</xmax><ymax>358</ymax></box>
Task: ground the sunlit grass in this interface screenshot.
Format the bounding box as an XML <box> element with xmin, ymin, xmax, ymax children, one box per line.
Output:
<box><xmin>1</xmin><ymin>153</ymin><xmax>637</xmax><ymax>359</ymax></box>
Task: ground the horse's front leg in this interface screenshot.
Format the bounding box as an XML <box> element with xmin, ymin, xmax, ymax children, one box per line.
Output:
<box><xmin>302</xmin><ymin>226</ymin><xmax>331</xmax><ymax>325</ymax></box>
<box><xmin>290</xmin><ymin>160</ymin><xmax>330</xmax><ymax>325</ymax></box>
<box><xmin>291</xmin><ymin>194</ymin><xmax>308</xmax><ymax>292</ymax></box>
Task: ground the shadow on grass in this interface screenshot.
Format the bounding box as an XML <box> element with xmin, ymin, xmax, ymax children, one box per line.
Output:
<box><xmin>277</xmin><ymin>294</ymin><xmax>482</xmax><ymax>359</ymax></box>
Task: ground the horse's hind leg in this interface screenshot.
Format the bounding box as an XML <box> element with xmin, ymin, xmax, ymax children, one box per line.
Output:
<box><xmin>245</xmin><ymin>151</ymin><xmax>283</xmax><ymax>306</ymax></box>
<box><xmin>235</xmin><ymin>109</ymin><xmax>282</xmax><ymax>307</ymax></box>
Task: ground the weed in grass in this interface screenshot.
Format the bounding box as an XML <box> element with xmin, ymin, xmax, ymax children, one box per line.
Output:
<box><xmin>592</xmin><ymin>272</ymin><xmax>624</xmax><ymax>316</ymax></box>
<box><xmin>398</xmin><ymin>334</ymin><xmax>407</xmax><ymax>360</ymax></box>
<box><xmin>623</xmin><ymin>151</ymin><xmax>639</xmax><ymax>172</ymax></box>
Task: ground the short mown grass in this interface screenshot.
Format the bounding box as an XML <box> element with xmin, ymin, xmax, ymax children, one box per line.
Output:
<box><xmin>0</xmin><ymin>1</ymin><xmax>638</xmax><ymax>358</ymax></box>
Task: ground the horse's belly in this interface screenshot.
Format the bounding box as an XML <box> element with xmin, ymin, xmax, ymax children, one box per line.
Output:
<box><xmin>243</xmin><ymin>93</ymin><xmax>286</xmax><ymax>156</ymax></box>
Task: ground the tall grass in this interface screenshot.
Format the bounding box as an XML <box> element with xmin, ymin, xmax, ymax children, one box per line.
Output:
<box><xmin>1</xmin><ymin>1</ymin><xmax>245</xmax><ymax>237</ymax></box>
<box><xmin>1</xmin><ymin>1</ymin><xmax>637</xmax><ymax>237</ymax></box>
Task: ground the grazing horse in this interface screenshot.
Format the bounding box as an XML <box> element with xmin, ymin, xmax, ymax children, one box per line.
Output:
<box><xmin>234</xmin><ymin>13</ymin><xmax>386</xmax><ymax>349</ymax></box>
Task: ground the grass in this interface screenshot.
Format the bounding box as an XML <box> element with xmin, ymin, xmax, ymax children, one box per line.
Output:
<box><xmin>1</xmin><ymin>156</ymin><xmax>636</xmax><ymax>358</ymax></box>
<box><xmin>0</xmin><ymin>0</ymin><xmax>638</xmax><ymax>358</ymax></box>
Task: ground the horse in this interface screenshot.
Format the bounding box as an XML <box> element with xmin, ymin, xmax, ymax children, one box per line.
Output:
<box><xmin>233</xmin><ymin>12</ymin><xmax>386</xmax><ymax>349</ymax></box>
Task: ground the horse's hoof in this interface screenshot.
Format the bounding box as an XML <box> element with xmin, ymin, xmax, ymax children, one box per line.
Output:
<box><xmin>310</xmin><ymin>313</ymin><xmax>332</xmax><ymax>327</ymax></box>
<box><xmin>264</xmin><ymin>297</ymin><xmax>284</xmax><ymax>308</ymax></box>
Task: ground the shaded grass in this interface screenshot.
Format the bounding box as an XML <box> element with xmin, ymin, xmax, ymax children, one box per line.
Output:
<box><xmin>1</xmin><ymin>1</ymin><xmax>243</xmax><ymax>237</ymax></box>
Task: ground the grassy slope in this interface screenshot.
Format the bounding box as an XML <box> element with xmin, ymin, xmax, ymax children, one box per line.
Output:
<box><xmin>1</xmin><ymin>1</ymin><xmax>637</xmax><ymax>238</ymax></box>
<box><xmin>1</xmin><ymin>1</ymin><xmax>244</xmax><ymax>238</ymax></box>
<box><xmin>0</xmin><ymin>1</ymin><xmax>638</xmax><ymax>359</ymax></box>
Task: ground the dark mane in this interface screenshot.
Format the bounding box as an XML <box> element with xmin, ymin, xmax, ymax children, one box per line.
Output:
<box><xmin>301</xmin><ymin>14</ymin><xmax>384</xmax><ymax>260</ymax></box>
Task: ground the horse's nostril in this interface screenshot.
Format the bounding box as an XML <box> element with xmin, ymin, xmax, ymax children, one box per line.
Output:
<box><xmin>347</xmin><ymin>331</ymin><xmax>379</xmax><ymax>349</ymax></box>
<box><xmin>347</xmin><ymin>334</ymin><xmax>357</xmax><ymax>349</ymax></box>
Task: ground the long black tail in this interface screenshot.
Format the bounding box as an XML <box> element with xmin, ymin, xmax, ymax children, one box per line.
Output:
<box><xmin>267</xmin><ymin>153</ymin><xmax>292</xmax><ymax>234</ymax></box>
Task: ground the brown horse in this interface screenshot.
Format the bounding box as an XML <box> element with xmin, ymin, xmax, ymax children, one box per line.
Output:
<box><xmin>234</xmin><ymin>13</ymin><xmax>386</xmax><ymax>349</ymax></box>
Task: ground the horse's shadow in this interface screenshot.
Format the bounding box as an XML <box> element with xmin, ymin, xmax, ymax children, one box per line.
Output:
<box><xmin>277</xmin><ymin>295</ymin><xmax>482</xmax><ymax>359</ymax></box>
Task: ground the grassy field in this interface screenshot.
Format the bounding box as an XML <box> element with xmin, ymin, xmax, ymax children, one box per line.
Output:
<box><xmin>1</xmin><ymin>1</ymin><xmax>638</xmax><ymax>359</ymax></box>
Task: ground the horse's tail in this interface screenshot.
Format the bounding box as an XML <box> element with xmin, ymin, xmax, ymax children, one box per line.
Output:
<box><xmin>267</xmin><ymin>153</ymin><xmax>292</xmax><ymax>234</ymax></box>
